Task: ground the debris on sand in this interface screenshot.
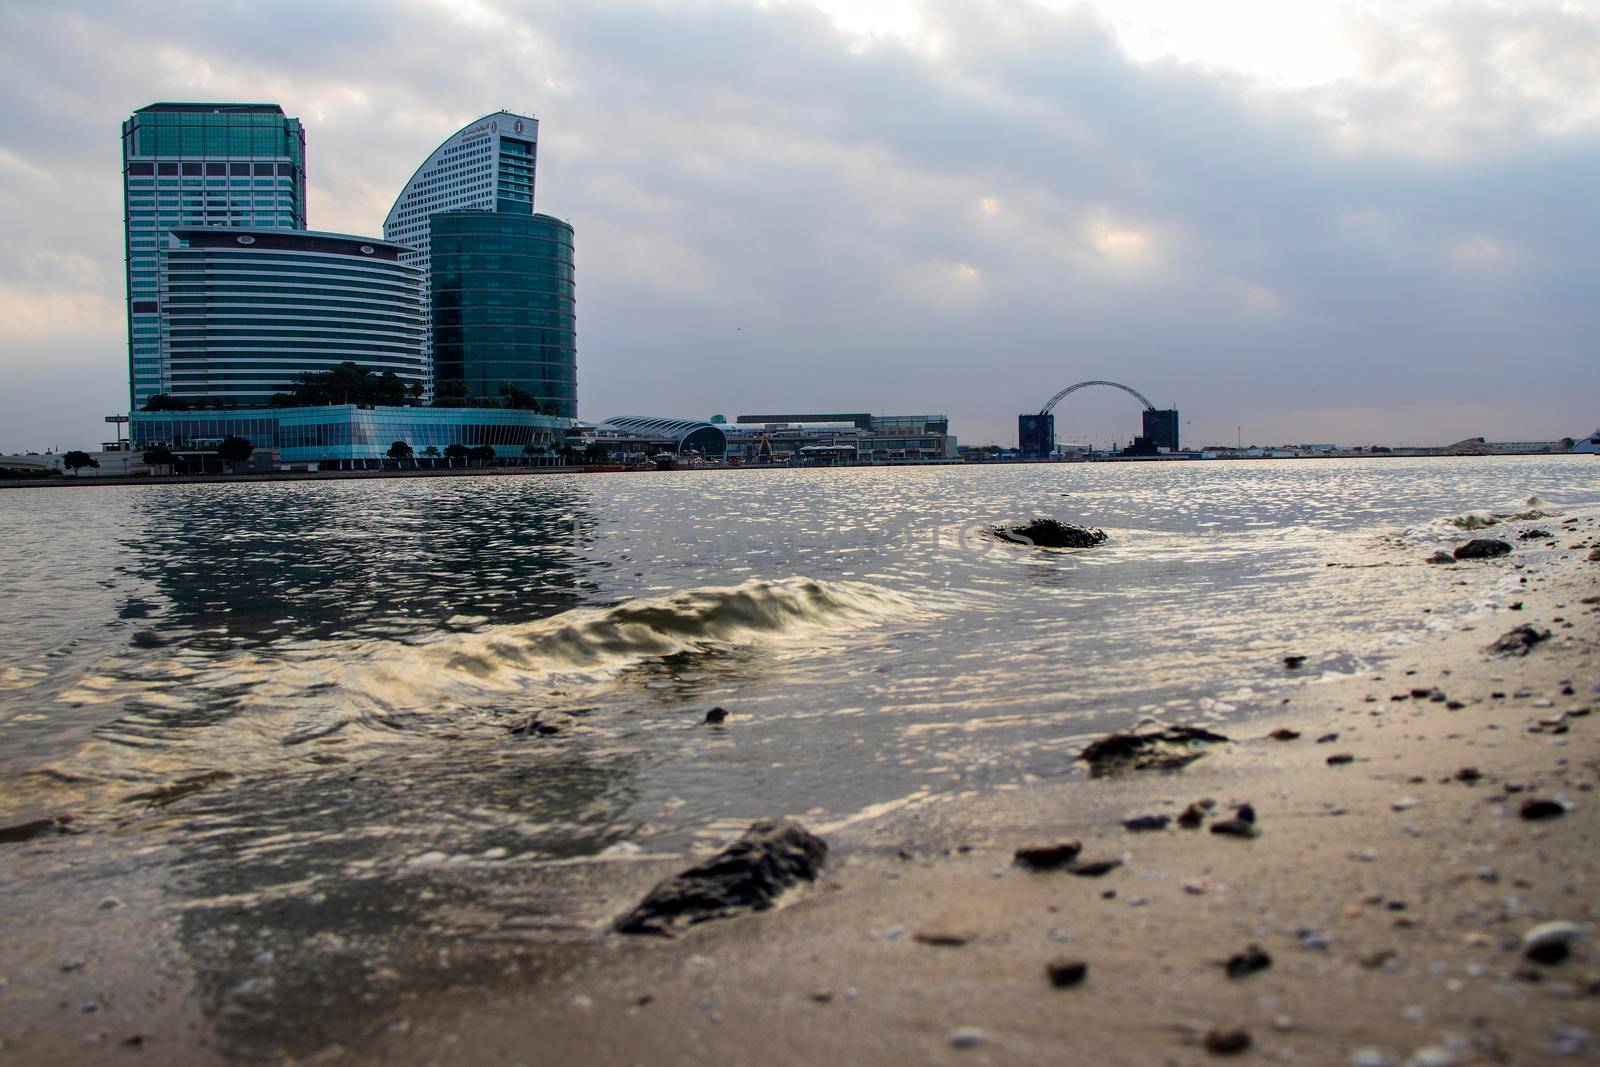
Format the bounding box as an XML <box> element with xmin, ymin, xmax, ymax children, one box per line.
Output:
<box><xmin>1283</xmin><ymin>655</ymin><xmax>1307</xmax><ymax>669</ymax></box>
<box><xmin>1424</xmin><ymin>551</ymin><xmax>1456</xmax><ymax>564</ymax></box>
<box><xmin>1203</xmin><ymin>1027</ymin><xmax>1252</xmax><ymax>1055</ymax></box>
<box><xmin>1519</xmin><ymin>798</ymin><xmax>1567</xmax><ymax>821</ymax></box>
<box><xmin>1327</xmin><ymin>753</ymin><xmax>1355</xmax><ymax>766</ymax></box>
<box><xmin>1488</xmin><ymin>625</ymin><xmax>1551</xmax><ymax>657</ymax></box>
<box><xmin>1210</xmin><ymin>805</ymin><xmax>1259</xmax><ymax>839</ymax></box>
<box><xmin>1014</xmin><ymin>841</ymin><xmax>1083</xmax><ymax>870</ymax></box>
<box><xmin>1067</xmin><ymin>858</ymin><xmax>1122</xmax><ymax>877</ymax></box>
<box><xmin>1268</xmin><ymin>728</ymin><xmax>1300</xmax><ymax>741</ymax></box>
<box><xmin>1122</xmin><ymin>814</ymin><xmax>1172</xmax><ymax>832</ymax></box>
<box><xmin>990</xmin><ymin>518</ymin><xmax>1107</xmax><ymax>549</ymax></box>
<box><xmin>1523</xmin><ymin>921</ymin><xmax>1583</xmax><ymax>965</ymax></box>
<box><xmin>1453</xmin><ymin>538</ymin><xmax>1512</xmax><ymax>560</ymax></box>
<box><xmin>1080</xmin><ymin>725</ymin><xmax>1230</xmax><ymax>776</ymax></box>
<box><xmin>615</xmin><ymin>819</ymin><xmax>827</xmax><ymax>936</ymax></box>
<box><xmin>1045</xmin><ymin>958</ymin><xmax>1088</xmax><ymax>988</ymax></box>
<box><xmin>1224</xmin><ymin>944</ymin><xmax>1272</xmax><ymax>979</ymax></box>
<box><xmin>1177</xmin><ymin>800</ymin><xmax>1215</xmax><ymax>828</ymax></box>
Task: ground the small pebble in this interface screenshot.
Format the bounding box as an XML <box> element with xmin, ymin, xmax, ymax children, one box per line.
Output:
<box><xmin>1203</xmin><ymin>1027</ymin><xmax>1251</xmax><ymax>1055</ymax></box>
<box><xmin>949</xmin><ymin>1026</ymin><xmax>987</xmax><ymax>1049</ymax></box>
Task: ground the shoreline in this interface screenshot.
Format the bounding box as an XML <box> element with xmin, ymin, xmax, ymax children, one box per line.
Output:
<box><xmin>3</xmin><ymin>451</ymin><xmax>1591</xmax><ymax>490</ymax></box>
<box><xmin>1</xmin><ymin>508</ymin><xmax>1595</xmax><ymax>1064</ymax></box>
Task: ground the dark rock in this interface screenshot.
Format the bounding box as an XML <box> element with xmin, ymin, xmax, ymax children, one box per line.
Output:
<box><xmin>1122</xmin><ymin>814</ymin><xmax>1171</xmax><ymax>832</ymax></box>
<box><xmin>1488</xmin><ymin>625</ymin><xmax>1551</xmax><ymax>656</ymax></box>
<box><xmin>991</xmin><ymin>518</ymin><xmax>1107</xmax><ymax>549</ymax></box>
<box><xmin>1409</xmin><ymin>687</ymin><xmax>1431</xmax><ymax>698</ymax></box>
<box><xmin>1526</xmin><ymin>942</ymin><xmax>1570</xmax><ymax>965</ymax></box>
<box><xmin>1067</xmin><ymin>858</ymin><xmax>1122</xmax><ymax>876</ymax></box>
<box><xmin>615</xmin><ymin>818</ymin><xmax>828</xmax><ymax>935</ymax></box>
<box><xmin>1268</xmin><ymin>728</ymin><xmax>1300</xmax><ymax>741</ymax></box>
<box><xmin>130</xmin><ymin>629</ymin><xmax>170</xmax><ymax>648</ymax></box>
<box><xmin>1210</xmin><ymin>812</ymin><xmax>1260</xmax><ymax>839</ymax></box>
<box><xmin>1456</xmin><ymin>767</ymin><xmax>1482</xmax><ymax>783</ymax></box>
<box><xmin>703</xmin><ymin>707</ymin><xmax>728</xmax><ymax>725</ymax></box>
<box><xmin>1177</xmin><ymin>803</ymin><xmax>1206</xmax><ymax>829</ymax></box>
<box><xmin>1518</xmin><ymin>529</ymin><xmax>1552</xmax><ymax>540</ymax></box>
<box><xmin>1014</xmin><ymin>841</ymin><xmax>1083</xmax><ymax>870</ymax></box>
<box><xmin>1283</xmin><ymin>655</ymin><xmax>1307</xmax><ymax>669</ymax></box>
<box><xmin>1045</xmin><ymin>958</ymin><xmax>1088</xmax><ymax>988</ymax></box>
<box><xmin>1446</xmin><ymin>700</ymin><xmax>1466</xmax><ymax>710</ymax></box>
<box><xmin>1454</xmin><ymin>538</ymin><xmax>1512</xmax><ymax>560</ymax></box>
<box><xmin>1079</xmin><ymin>725</ymin><xmax>1230</xmax><ymax>777</ymax></box>
<box><xmin>1326</xmin><ymin>753</ymin><xmax>1355</xmax><ymax>766</ymax></box>
<box><xmin>1425</xmin><ymin>550</ymin><xmax>1456</xmax><ymax>564</ymax></box>
<box><xmin>0</xmin><ymin>814</ymin><xmax>76</xmax><ymax>844</ymax></box>
<box><xmin>1519</xmin><ymin>798</ymin><xmax>1566</xmax><ymax>821</ymax></box>
<box><xmin>1225</xmin><ymin>944</ymin><xmax>1272</xmax><ymax>979</ymax></box>
<box><xmin>1204</xmin><ymin>1027</ymin><xmax>1252</xmax><ymax>1055</ymax></box>
<box><xmin>1316</xmin><ymin>732</ymin><xmax>1339</xmax><ymax>743</ymax></box>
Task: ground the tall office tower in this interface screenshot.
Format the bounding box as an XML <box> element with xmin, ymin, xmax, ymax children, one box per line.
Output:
<box><xmin>429</xmin><ymin>211</ymin><xmax>575</xmax><ymax>418</ymax></box>
<box><xmin>382</xmin><ymin>111</ymin><xmax>538</xmax><ymax>395</ymax></box>
<box><xmin>158</xmin><ymin>228</ymin><xmax>424</xmax><ymax>407</ymax></box>
<box><xmin>122</xmin><ymin>103</ymin><xmax>308</xmax><ymax>410</ymax></box>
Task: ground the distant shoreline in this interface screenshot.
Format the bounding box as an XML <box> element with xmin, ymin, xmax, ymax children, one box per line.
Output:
<box><xmin>1</xmin><ymin>450</ymin><xmax>1588</xmax><ymax>490</ymax></box>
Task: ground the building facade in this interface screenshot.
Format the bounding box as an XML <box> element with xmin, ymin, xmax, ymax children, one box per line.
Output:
<box><xmin>428</xmin><ymin>211</ymin><xmax>576</xmax><ymax>418</ymax></box>
<box><xmin>157</xmin><ymin>228</ymin><xmax>424</xmax><ymax>406</ymax></box>
<box><xmin>131</xmin><ymin>404</ymin><xmax>568</xmax><ymax>468</ymax></box>
<box><xmin>382</xmin><ymin>111</ymin><xmax>539</xmax><ymax>392</ymax></box>
<box><xmin>123</xmin><ymin>103</ymin><xmax>308</xmax><ymax>409</ymax></box>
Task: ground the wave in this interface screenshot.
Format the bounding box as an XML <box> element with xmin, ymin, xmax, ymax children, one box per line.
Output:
<box><xmin>430</xmin><ymin>576</ymin><xmax>925</xmax><ymax>684</ymax></box>
<box><xmin>1439</xmin><ymin>495</ymin><xmax>1555</xmax><ymax>530</ymax></box>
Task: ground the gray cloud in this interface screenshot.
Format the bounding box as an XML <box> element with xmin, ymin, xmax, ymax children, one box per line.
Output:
<box><xmin>0</xmin><ymin>0</ymin><xmax>1595</xmax><ymax>452</ymax></box>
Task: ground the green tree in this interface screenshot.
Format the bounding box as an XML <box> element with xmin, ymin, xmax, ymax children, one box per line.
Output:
<box><xmin>408</xmin><ymin>382</ymin><xmax>424</xmax><ymax>406</ymax></box>
<box><xmin>421</xmin><ymin>445</ymin><xmax>441</xmax><ymax>467</ymax></box>
<box><xmin>62</xmin><ymin>450</ymin><xmax>99</xmax><ymax>476</ymax></box>
<box><xmin>432</xmin><ymin>378</ymin><xmax>473</xmax><ymax>408</ymax></box>
<box><xmin>498</xmin><ymin>381</ymin><xmax>542</xmax><ymax>410</ymax></box>
<box><xmin>271</xmin><ymin>362</ymin><xmax>411</xmax><ymax>408</ymax></box>
<box><xmin>467</xmin><ymin>444</ymin><xmax>496</xmax><ymax>467</ymax></box>
<box><xmin>583</xmin><ymin>442</ymin><xmax>610</xmax><ymax>464</ymax></box>
<box><xmin>386</xmin><ymin>440</ymin><xmax>414</xmax><ymax>468</ymax></box>
<box><xmin>142</xmin><ymin>444</ymin><xmax>176</xmax><ymax>473</ymax></box>
<box><xmin>141</xmin><ymin>394</ymin><xmax>190</xmax><ymax>412</ymax></box>
<box><xmin>444</xmin><ymin>443</ymin><xmax>469</xmax><ymax>468</ymax></box>
<box><xmin>521</xmin><ymin>442</ymin><xmax>542</xmax><ymax>464</ymax></box>
<box><xmin>217</xmin><ymin>435</ymin><xmax>254</xmax><ymax>473</ymax></box>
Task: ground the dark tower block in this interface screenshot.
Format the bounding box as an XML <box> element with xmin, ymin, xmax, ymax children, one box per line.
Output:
<box><xmin>1142</xmin><ymin>408</ymin><xmax>1180</xmax><ymax>452</ymax></box>
<box><xmin>1019</xmin><ymin>412</ymin><xmax>1055</xmax><ymax>457</ymax></box>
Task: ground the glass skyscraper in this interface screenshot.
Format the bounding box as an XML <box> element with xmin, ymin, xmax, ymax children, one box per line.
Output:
<box><xmin>122</xmin><ymin>103</ymin><xmax>308</xmax><ymax>409</ymax></box>
<box><xmin>382</xmin><ymin>111</ymin><xmax>538</xmax><ymax>396</ymax></box>
<box><xmin>429</xmin><ymin>211</ymin><xmax>577</xmax><ymax>418</ymax></box>
<box><xmin>158</xmin><ymin>228</ymin><xmax>424</xmax><ymax>406</ymax></box>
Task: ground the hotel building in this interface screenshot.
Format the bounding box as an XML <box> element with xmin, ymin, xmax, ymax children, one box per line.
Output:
<box><xmin>382</xmin><ymin>111</ymin><xmax>539</xmax><ymax>393</ymax></box>
<box><xmin>122</xmin><ymin>103</ymin><xmax>308</xmax><ymax>409</ymax></box>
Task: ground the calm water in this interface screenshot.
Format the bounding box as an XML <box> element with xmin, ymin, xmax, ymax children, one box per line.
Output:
<box><xmin>1</xmin><ymin>458</ymin><xmax>1596</xmax><ymax>878</ymax></box>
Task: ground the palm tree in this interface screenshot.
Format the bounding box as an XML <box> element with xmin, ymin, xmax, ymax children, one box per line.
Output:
<box><xmin>421</xmin><ymin>445</ymin><xmax>440</xmax><ymax>469</ymax></box>
<box><xmin>386</xmin><ymin>440</ymin><xmax>414</xmax><ymax>469</ymax></box>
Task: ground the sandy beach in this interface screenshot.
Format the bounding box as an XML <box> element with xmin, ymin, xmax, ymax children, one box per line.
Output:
<box><xmin>3</xmin><ymin>505</ymin><xmax>1597</xmax><ymax>1066</ymax></box>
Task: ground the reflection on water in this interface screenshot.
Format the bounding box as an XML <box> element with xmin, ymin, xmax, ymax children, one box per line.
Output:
<box><xmin>1</xmin><ymin>458</ymin><xmax>1598</xmax><ymax>1057</ymax></box>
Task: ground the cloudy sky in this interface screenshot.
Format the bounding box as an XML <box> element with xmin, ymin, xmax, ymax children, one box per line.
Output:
<box><xmin>1</xmin><ymin>0</ymin><xmax>1596</xmax><ymax>452</ymax></box>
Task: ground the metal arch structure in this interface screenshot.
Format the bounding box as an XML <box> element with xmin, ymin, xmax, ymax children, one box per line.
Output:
<box><xmin>1040</xmin><ymin>380</ymin><xmax>1155</xmax><ymax>415</ymax></box>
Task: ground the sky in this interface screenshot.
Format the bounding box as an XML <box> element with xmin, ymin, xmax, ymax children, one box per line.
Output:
<box><xmin>0</xmin><ymin>0</ymin><xmax>1596</xmax><ymax>452</ymax></box>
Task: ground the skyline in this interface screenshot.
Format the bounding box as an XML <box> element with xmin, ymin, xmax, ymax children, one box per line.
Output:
<box><xmin>1</xmin><ymin>0</ymin><xmax>1597</xmax><ymax>453</ymax></box>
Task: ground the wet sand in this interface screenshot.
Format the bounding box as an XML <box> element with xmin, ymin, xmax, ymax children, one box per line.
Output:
<box><xmin>4</xmin><ymin>519</ymin><xmax>1597</xmax><ymax>1065</ymax></box>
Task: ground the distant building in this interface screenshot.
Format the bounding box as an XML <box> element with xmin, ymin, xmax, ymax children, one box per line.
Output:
<box><xmin>1018</xmin><ymin>412</ymin><xmax>1055</xmax><ymax>457</ymax></box>
<box><xmin>728</xmin><ymin>414</ymin><xmax>956</xmax><ymax>463</ymax></box>
<box><xmin>429</xmin><ymin>211</ymin><xmax>576</xmax><ymax>418</ymax></box>
<box><xmin>383</xmin><ymin>111</ymin><xmax>539</xmax><ymax>394</ymax></box>
<box><xmin>1574</xmin><ymin>430</ymin><xmax>1600</xmax><ymax>455</ymax></box>
<box><xmin>130</xmin><ymin>404</ymin><xmax>567</xmax><ymax>470</ymax></box>
<box><xmin>122</xmin><ymin>102</ymin><xmax>308</xmax><ymax>410</ymax></box>
<box><xmin>1142</xmin><ymin>408</ymin><xmax>1180</xmax><ymax>451</ymax></box>
<box><xmin>155</xmin><ymin>228</ymin><xmax>425</xmax><ymax>407</ymax></box>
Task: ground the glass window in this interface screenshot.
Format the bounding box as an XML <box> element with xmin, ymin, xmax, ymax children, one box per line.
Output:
<box><xmin>157</xmin><ymin>162</ymin><xmax>178</xmax><ymax>175</ymax></box>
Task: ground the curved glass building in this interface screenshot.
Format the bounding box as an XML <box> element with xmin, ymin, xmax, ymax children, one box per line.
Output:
<box><xmin>382</xmin><ymin>111</ymin><xmax>538</xmax><ymax>395</ymax></box>
<box><xmin>158</xmin><ymin>228</ymin><xmax>424</xmax><ymax>405</ymax></box>
<box><xmin>428</xmin><ymin>211</ymin><xmax>576</xmax><ymax>418</ymax></box>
